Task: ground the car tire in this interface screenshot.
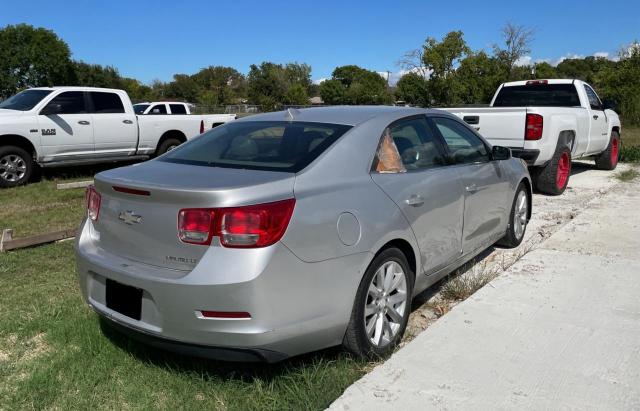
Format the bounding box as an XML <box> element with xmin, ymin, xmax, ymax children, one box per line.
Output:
<box><xmin>343</xmin><ymin>247</ymin><xmax>414</xmax><ymax>359</ymax></box>
<box><xmin>531</xmin><ymin>145</ymin><xmax>571</xmax><ymax>196</ymax></box>
<box><xmin>496</xmin><ymin>182</ymin><xmax>529</xmax><ymax>248</ymax></box>
<box><xmin>156</xmin><ymin>138</ymin><xmax>183</xmax><ymax>156</ymax></box>
<box><xmin>0</xmin><ymin>145</ymin><xmax>34</xmax><ymax>188</ymax></box>
<box><xmin>594</xmin><ymin>131</ymin><xmax>620</xmax><ymax>171</ymax></box>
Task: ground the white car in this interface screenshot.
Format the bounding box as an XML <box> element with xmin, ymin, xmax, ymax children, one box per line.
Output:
<box><xmin>443</xmin><ymin>79</ymin><xmax>621</xmax><ymax>195</ymax></box>
<box><xmin>0</xmin><ymin>87</ymin><xmax>236</xmax><ymax>187</ymax></box>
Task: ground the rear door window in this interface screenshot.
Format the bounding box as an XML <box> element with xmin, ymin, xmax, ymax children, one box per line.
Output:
<box><xmin>373</xmin><ymin>116</ymin><xmax>447</xmax><ymax>172</ymax></box>
<box><xmin>169</xmin><ymin>104</ymin><xmax>187</xmax><ymax>114</ymax></box>
<box><xmin>43</xmin><ymin>91</ymin><xmax>87</xmax><ymax>114</ymax></box>
<box><xmin>149</xmin><ymin>104</ymin><xmax>167</xmax><ymax>114</ymax></box>
<box><xmin>161</xmin><ymin>121</ymin><xmax>352</xmax><ymax>172</ymax></box>
<box><xmin>89</xmin><ymin>92</ymin><xmax>125</xmax><ymax>113</ymax></box>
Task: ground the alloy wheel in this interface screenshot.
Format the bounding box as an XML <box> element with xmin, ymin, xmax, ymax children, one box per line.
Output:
<box><xmin>0</xmin><ymin>154</ymin><xmax>27</xmax><ymax>183</ymax></box>
<box><xmin>364</xmin><ymin>261</ymin><xmax>408</xmax><ymax>347</ymax></box>
<box><xmin>513</xmin><ymin>190</ymin><xmax>528</xmax><ymax>240</ymax></box>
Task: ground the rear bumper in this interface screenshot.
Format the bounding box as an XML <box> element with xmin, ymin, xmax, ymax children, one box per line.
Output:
<box><xmin>75</xmin><ymin>219</ymin><xmax>369</xmax><ymax>361</ymax></box>
<box><xmin>509</xmin><ymin>148</ymin><xmax>540</xmax><ymax>166</ymax></box>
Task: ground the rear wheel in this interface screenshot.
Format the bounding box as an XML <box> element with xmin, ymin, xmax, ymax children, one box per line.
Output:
<box><xmin>156</xmin><ymin>138</ymin><xmax>182</xmax><ymax>156</ymax></box>
<box><xmin>594</xmin><ymin>131</ymin><xmax>620</xmax><ymax>170</ymax></box>
<box><xmin>343</xmin><ymin>248</ymin><xmax>414</xmax><ymax>359</ymax></box>
<box><xmin>532</xmin><ymin>145</ymin><xmax>571</xmax><ymax>195</ymax></box>
<box><xmin>496</xmin><ymin>183</ymin><xmax>529</xmax><ymax>248</ymax></box>
<box><xmin>0</xmin><ymin>145</ymin><xmax>34</xmax><ymax>188</ymax></box>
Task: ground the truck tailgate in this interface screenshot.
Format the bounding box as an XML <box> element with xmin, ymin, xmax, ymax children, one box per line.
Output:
<box><xmin>441</xmin><ymin>107</ymin><xmax>527</xmax><ymax>148</ymax></box>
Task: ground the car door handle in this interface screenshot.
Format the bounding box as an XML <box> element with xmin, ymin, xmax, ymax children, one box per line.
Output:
<box><xmin>123</xmin><ymin>119</ymin><xmax>134</xmax><ymax>124</ymax></box>
<box><xmin>78</xmin><ymin>120</ymin><xmax>90</xmax><ymax>125</ymax></box>
<box><xmin>593</xmin><ymin>114</ymin><xmax>599</xmax><ymax>120</ymax></box>
<box><xmin>465</xmin><ymin>184</ymin><xmax>478</xmax><ymax>193</ymax></box>
<box><xmin>405</xmin><ymin>195</ymin><xmax>424</xmax><ymax>207</ymax></box>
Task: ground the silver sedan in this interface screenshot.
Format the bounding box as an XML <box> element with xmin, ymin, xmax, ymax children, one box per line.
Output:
<box><xmin>76</xmin><ymin>106</ymin><xmax>531</xmax><ymax>362</ymax></box>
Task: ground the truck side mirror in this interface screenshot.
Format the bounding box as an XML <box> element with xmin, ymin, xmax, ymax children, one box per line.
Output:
<box><xmin>40</xmin><ymin>103</ymin><xmax>62</xmax><ymax>115</ymax></box>
<box><xmin>492</xmin><ymin>146</ymin><xmax>511</xmax><ymax>161</ymax></box>
<box><xmin>603</xmin><ymin>100</ymin><xmax>617</xmax><ymax>111</ymax></box>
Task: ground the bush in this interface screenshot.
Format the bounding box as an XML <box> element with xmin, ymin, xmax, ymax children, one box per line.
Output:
<box><xmin>621</xmin><ymin>145</ymin><xmax>640</xmax><ymax>162</ymax></box>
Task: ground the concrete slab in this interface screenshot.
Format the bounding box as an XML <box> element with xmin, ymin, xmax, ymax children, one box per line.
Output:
<box><xmin>330</xmin><ymin>174</ymin><xmax>640</xmax><ymax>410</ymax></box>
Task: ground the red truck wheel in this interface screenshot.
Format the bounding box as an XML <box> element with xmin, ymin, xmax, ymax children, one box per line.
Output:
<box><xmin>594</xmin><ymin>131</ymin><xmax>620</xmax><ymax>171</ymax></box>
<box><xmin>532</xmin><ymin>145</ymin><xmax>572</xmax><ymax>196</ymax></box>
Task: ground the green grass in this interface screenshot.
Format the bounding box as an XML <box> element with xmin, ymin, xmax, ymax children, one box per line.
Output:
<box><xmin>622</xmin><ymin>126</ymin><xmax>640</xmax><ymax>162</ymax></box>
<box><xmin>615</xmin><ymin>168</ymin><xmax>639</xmax><ymax>182</ymax></box>
<box><xmin>0</xmin><ymin>242</ymin><xmax>369</xmax><ymax>410</ymax></box>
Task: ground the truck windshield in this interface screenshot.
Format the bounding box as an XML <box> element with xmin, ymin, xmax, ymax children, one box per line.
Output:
<box><xmin>0</xmin><ymin>89</ymin><xmax>53</xmax><ymax>111</ymax></box>
<box><xmin>160</xmin><ymin>121</ymin><xmax>352</xmax><ymax>172</ymax></box>
<box><xmin>133</xmin><ymin>104</ymin><xmax>150</xmax><ymax>114</ymax></box>
<box><xmin>493</xmin><ymin>84</ymin><xmax>581</xmax><ymax>107</ymax></box>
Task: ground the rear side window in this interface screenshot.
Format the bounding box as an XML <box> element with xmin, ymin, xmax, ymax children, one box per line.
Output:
<box><xmin>43</xmin><ymin>91</ymin><xmax>86</xmax><ymax>114</ymax></box>
<box><xmin>583</xmin><ymin>85</ymin><xmax>603</xmax><ymax>110</ymax></box>
<box><xmin>373</xmin><ymin>116</ymin><xmax>447</xmax><ymax>172</ymax></box>
<box><xmin>149</xmin><ymin>104</ymin><xmax>167</xmax><ymax>114</ymax></box>
<box><xmin>493</xmin><ymin>84</ymin><xmax>580</xmax><ymax>107</ymax></box>
<box><xmin>169</xmin><ymin>104</ymin><xmax>187</xmax><ymax>114</ymax></box>
<box><xmin>90</xmin><ymin>92</ymin><xmax>125</xmax><ymax>113</ymax></box>
<box><xmin>161</xmin><ymin>121</ymin><xmax>352</xmax><ymax>172</ymax></box>
<box><xmin>432</xmin><ymin>117</ymin><xmax>489</xmax><ymax>164</ymax></box>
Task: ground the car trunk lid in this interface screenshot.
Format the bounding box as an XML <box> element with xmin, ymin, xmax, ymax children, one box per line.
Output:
<box><xmin>92</xmin><ymin>160</ymin><xmax>295</xmax><ymax>271</ymax></box>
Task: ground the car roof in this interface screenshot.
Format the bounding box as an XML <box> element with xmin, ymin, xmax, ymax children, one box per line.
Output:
<box><xmin>237</xmin><ymin>105</ymin><xmax>443</xmax><ymax>126</ymax></box>
<box><xmin>29</xmin><ymin>86</ymin><xmax>125</xmax><ymax>93</ymax></box>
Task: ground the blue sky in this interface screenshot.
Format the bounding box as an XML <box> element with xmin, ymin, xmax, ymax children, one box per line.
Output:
<box><xmin>1</xmin><ymin>0</ymin><xmax>638</xmax><ymax>84</ymax></box>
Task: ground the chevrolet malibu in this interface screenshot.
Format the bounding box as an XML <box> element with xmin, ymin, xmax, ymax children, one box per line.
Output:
<box><xmin>76</xmin><ymin>106</ymin><xmax>531</xmax><ymax>362</ymax></box>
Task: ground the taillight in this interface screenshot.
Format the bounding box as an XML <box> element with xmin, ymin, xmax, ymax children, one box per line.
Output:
<box><xmin>199</xmin><ymin>120</ymin><xmax>204</xmax><ymax>134</ymax></box>
<box><xmin>526</xmin><ymin>80</ymin><xmax>548</xmax><ymax>85</ymax></box>
<box><xmin>178</xmin><ymin>209</ymin><xmax>215</xmax><ymax>245</ymax></box>
<box><xmin>177</xmin><ymin>199</ymin><xmax>296</xmax><ymax>248</ymax></box>
<box><xmin>85</xmin><ymin>185</ymin><xmax>101</xmax><ymax>221</ymax></box>
<box><xmin>525</xmin><ymin>113</ymin><xmax>543</xmax><ymax>140</ymax></box>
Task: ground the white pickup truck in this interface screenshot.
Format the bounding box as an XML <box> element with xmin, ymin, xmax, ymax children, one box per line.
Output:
<box><xmin>0</xmin><ymin>87</ymin><xmax>236</xmax><ymax>187</ymax></box>
<box><xmin>443</xmin><ymin>79</ymin><xmax>621</xmax><ymax>195</ymax></box>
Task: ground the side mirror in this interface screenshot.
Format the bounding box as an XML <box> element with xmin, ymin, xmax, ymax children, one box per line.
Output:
<box><xmin>492</xmin><ymin>146</ymin><xmax>511</xmax><ymax>161</ymax></box>
<box><xmin>603</xmin><ymin>100</ymin><xmax>617</xmax><ymax>111</ymax></box>
<box><xmin>40</xmin><ymin>103</ymin><xmax>62</xmax><ymax>115</ymax></box>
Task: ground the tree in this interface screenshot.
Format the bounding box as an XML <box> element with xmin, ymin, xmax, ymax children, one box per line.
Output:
<box><xmin>533</xmin><ymin>62</ymin><xmax>558</xmax><ymax>79</ymax></box>
<box><xmin>0</xmin><ymin>24</ymin><xmax>73</xmax><ymax>97</ymax></box>
<box><xmin>455</xmin><ymin>51</ymin><xmax>504</xmax><ymax>104</ymax></box>
<box><xmin>596</xmin><ymin>45</ymin><xmax>640</xmax><ymax>124</ymax></box>
<box><xmin>395</xmin><ymin>72</ymin><xmax>428</xmax><ymax>106</ymax></box>
<box><xmin>421</xmin><ymin>31</ymin><xmax>470</xmax><ymax>105</ymax></box>
<box><xmin>319</xmin><ymin>65</ymin><xmax>393</xmax><ymax>105</ymax></box>
<box><xmin>247</xmin><ymin>62</ymin><xmax>312</xmax><ymax>110</ymax></box>
<box><xmin>396</xmin><ymin>48</ymin><xmax>430</xmax><ymax>78</ymax></box>
<box><xmin>493</xmin><ymin>23</ymin><xmax>534</xmax><ymax>80</ymax></box>
<box><xmin>70</xmin><ymin>61</ymin><xmax>123</xmax><ymax>89</ymax></box>
<box><xmin>191</xmin><ymin>66</ymin><xmax>246</xmax><ymax>106</ymax></box>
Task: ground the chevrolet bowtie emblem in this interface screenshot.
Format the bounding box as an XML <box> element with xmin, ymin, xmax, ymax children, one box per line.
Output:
<box><xmin>118</xmin><ymin>210</ymin><xmax>143</xmax><ymax>225</ymax></box>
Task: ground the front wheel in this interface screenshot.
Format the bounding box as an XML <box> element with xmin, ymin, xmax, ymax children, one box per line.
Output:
<box><xmin>496</xmin><ymin>183</ymin><xmax>530</xmax><ymax>248</ymax></box>
<box><xmin>343</xmin><ymin>248</ymin><xmax>414</xmax><ymax>359</ymax></box>
<box><xmin>594</xmin><ymin>131</ymin><xmax>620</xmax><ymax>170</ymax></box>
<box><xmin>0</xmin><ymin>145</ymin><xmax>34</xmax><ymax>188</ymax></box>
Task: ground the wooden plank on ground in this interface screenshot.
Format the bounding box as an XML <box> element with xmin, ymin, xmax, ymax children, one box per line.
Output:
<box><xmin>57</xmin><ymin>180</ymin><xmax>93</xmax><ymax>190</ymax></box>
<box><xmin>0</xmin><ymin>228</ymin><xmax>76</xmax><ymax>252</ymax></box>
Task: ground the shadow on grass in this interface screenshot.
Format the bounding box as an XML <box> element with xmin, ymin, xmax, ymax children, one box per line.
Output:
<box><xmin>37</xmin><ymin>160</ymin><xmax>143</xmax><ymax>182</ymax></box>
<box><xmin>99</xmin><ymin>317</ymin><xmax>360</xmax><ymax>383</ymax></box>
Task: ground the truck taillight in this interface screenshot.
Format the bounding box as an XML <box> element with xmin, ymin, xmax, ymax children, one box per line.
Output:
<box><xmin>85</xmin><ymin>185</ymin><xmax>101</xmax><ymax>221</ymax></box>
<box><xmin>199</xmin><ymin>120</ymin><xmax>205</xmax><ymax>134</ymax></box>
<box><xmin>526</xmin><ymin>80</ymin><xmax>548</xmax><ymax>85</ymax></box>
<box><xmin>525</xmin><ymin>113</ymin><xmax>543</xmax><ymax>140</ymax></box>
<box><xmin>177</xmin><ymin>199</ymin><xmax>296</xmax><ymax>248</ymax></box>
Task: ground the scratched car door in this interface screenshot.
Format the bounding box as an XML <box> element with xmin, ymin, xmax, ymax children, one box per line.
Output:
<box><xmin>371</xmin><ymin>115</ymin><xmax>465</xmax><ymax>275</ymax></box>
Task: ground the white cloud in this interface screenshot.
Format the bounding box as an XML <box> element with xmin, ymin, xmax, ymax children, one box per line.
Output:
<box><xmin>312</xmin><ymin>78</ymin><xmax>328</xmax><ymax>85</ymax></box>
<box><xmin>515</xmin><ymin>55</ymin><xmax>532</xmax><ymax>67</ymax></box>
<box><xmin>593</xmin><ymin>51</ymin><xmax>610</xmax><ymax>59</ymax></box>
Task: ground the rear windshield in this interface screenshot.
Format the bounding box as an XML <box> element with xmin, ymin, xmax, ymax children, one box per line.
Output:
<box><xmin>160</xmin><ymin>121</ymin><xmax>352</xmax><ymax>172</ymax></box>
<box><xmin>493</xmin><ymin>84</ymin><xmax>581</xmax><ymax>107</ymax></box>
<box><xmin>0</xmin><ymin>89</ymin><xmax>53</xmax><ymax>111</ymax></box>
